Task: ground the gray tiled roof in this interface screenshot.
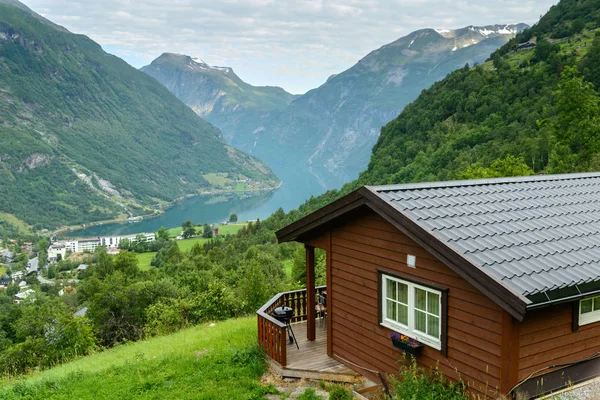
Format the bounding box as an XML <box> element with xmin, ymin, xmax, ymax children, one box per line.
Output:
<box><xmin>371</xmin><ymin>172</ymin><xmax>600</xmax><ymax>303</ymax></box>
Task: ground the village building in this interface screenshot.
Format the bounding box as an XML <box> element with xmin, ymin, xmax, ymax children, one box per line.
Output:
<box><xmin>77</xmin><ymin>238</ymin><xmax>101</xmax><ymax>253</ymax></box>
<box><xmin>14</xmin><ymin>288</ymin><xmax>35</xmax><ymax>304</ymax></box>
<box><xmin>260</xmin><ymin>172</ymin><xmax>600</xmax><ymax>398</ymax></box>
<box><xmin>11</xmin><ymin>271</ymin><xmax>24</xmax><ymax>281</ymax></box>
<box><xmin>0</xmin><ymin>274</ymin><xmax>9</xmax><ymax>288</ymax></box>
<box><xmin>100</xmin><ymin>232</ymin><xmax>155</xmax><ymax>249</ymax></box>
<box><xmin>2</xmin><ymin>250</ymin><xmax>14</xmax><ymax>262</ymax></box>
<box><xmin>26</xmin><ymin>257</ymin><xmax>39</xmax><ymax>275</ymax></box>
<box><xmin>515</xmin><ymin>41</ymin><xmax>537</xmax><ymax>51</ymax></box>
<box><xmin>48</xmin><ymin>241</ymin><xmax>67</xmax><ymax>262</ymax></box>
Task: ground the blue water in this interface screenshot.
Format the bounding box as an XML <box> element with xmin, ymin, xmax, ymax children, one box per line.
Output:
<box><xmin>67</xmin><ymin>170</ymin><xmax>327</xmax><ymax>237</ymax></box>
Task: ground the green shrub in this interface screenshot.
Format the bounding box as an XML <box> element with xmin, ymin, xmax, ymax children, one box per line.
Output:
<box><xmin>298</xmin><ymin>388</ymin><xmax>324</xmax><ymax>400</ymax></box>
<box><xmin>327</xmin><ymin>385</ymin><xmax>353</xmax><ymax>400</ymax></box>
<box><xmin>388</xmin><ymin>357</ymin><xmax>469</xmax><ymax>400</ymax></box>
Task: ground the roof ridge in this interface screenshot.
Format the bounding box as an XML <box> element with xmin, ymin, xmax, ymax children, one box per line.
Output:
<box><xmin>369</xmin><ymin>172</ymin><xmax>600</xmax><ymax>192</ymax></box>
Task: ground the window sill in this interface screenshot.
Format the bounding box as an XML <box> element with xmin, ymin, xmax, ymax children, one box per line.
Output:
<box><xmin>381</xmin><ymin>322</ymin><xmax>441</xmax><ymax>351</ymax></box>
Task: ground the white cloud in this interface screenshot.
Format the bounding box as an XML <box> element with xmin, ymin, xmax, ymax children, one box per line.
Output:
<box><xmin>20</xmin><ymin>0</ymin><xmax>558</xmax><ymax>94</ymax></box>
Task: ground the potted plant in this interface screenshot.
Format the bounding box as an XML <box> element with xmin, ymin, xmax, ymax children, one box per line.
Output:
<box><xmin>390</xmin><ymin>332</ymin><xmax>424</xmax><ymax>356</ymax></box>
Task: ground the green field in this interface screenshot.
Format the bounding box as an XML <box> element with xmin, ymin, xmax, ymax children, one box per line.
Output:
<box><xmin>0</xmin><ymin>318</ymin><xmax>270</xmax><ymax>399</ymax></box>
<box><xmin>166</xmin><ymin>223</ymin><xmax>246</xmax><ymax>238</ymax></box>
<box><xmin>176</xmin><ymin>237</ymin><xmax>209</xmax><ymax>252</ymax></box>
<box><xmin>166</xmin><ymin>226</ymin><xmax>182</xmax><ymax>238</ymax></box>
<box><xmin>0</xmin><ymin>266</ymin><xmax>6</xmax><ymax>277</ymax></box>
<box><xmin>135</xmin><ymin>252</ymin><xmax>156</xmax><ymax>271</ymax></box>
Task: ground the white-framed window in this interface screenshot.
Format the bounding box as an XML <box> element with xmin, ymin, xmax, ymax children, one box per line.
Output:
<box><xmin>381</xmin><ymin>274</ymin><xmax>442</xmax><ymax>350</ymax></box>
<box><xmin>579</xmin><ymin>295</ymin><xmax>600</xmax><ymax>326</ymax></box>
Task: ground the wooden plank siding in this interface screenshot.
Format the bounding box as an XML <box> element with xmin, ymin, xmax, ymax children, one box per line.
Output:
<box><xmin>518</xmin><ymin>302</ymin><xmax>600</xmax><ymax>381</ymax></box>
<box><xmin>327</xmin><ymin>211</ymin><xmax>507</xmax><ymax>397</ymax></box>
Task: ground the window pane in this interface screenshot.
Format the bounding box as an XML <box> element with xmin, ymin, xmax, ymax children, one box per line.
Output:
<box><xmin>415</xmin><ymin>288</ymin><xmax>426</xmax><ymax>311</ymax></box>
<box><xmin>398</xmin><ymin>304</ymin><xmax>408</xmax><ymax>325</ymax></box>
<box><xmin>594</xmin><ymin>297</ymin><xmax>600</xmax><ymax>311</ymax></box>
<box><xmin>582</xmin><ymin>299</ymin><xmax>593</xmax><ymax>314</ymax></box>
<box><xmin>427</xmin><ymin>292</ymin><xmax>440</xmax><ymax>315</ymax></box>
<box><xmin>386</xmin><ymin>300</ymin><xmax>397</xmax><ymax>321</ymax></box>
<box><xmin>398</xmin><ymin>282</ymin><xmax>408</xmax><ymax>304</ymax></box>
<box><xmin>427</xmin><ymin>315</ymin><xmax>440</xmax><ymax>338</ymax></box>
<box><xmin>386</xmin><ymin>279</ymin><xmax>396</xmax><ymax>301</ymax></box>
<box><xmin>415</xmin><ymin>310</ymin><xmax>427</xmax><ymax>333</ymax></box>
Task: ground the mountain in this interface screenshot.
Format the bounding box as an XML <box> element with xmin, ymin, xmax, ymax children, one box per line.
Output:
<box><xmin>143</xmin><ymin>24</ymin><xmax>526</xmax><ymax>191</ymax></box>
<box><xmin>141</xmin><ymin>54</ymin><xmax>298</xmax><ymax>144</ymax></box>
<box><xmin>0</xmin><ymin>0</ymin><xmax>279</xmax><ymax>230</ymax></box>
<box><xmin>352</xmin><ymin>0</ymin><xmax>600</xmax><ymax>187</ymax></box>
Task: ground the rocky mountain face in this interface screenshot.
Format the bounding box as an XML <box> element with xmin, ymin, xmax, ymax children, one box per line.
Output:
<box><xmin>0</xmin><ymin>0</ymin><xmax>278</xmax><ymax>229</ymax></box>
<box><xmin>144</xmin><ymin>24</ymin><xmax>526</xmax><ymax>191</ymax></box>
<box><xmin>141</xmin><ymin>54</ymin><xmax>297</xmax><ymax>144</ymax></box>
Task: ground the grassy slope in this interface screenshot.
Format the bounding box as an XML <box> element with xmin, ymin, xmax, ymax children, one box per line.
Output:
<box><xmin>0</xmin><ymin>318</ymin><xmax>269</xmax><ymax>400</ymax></box>
<box><xmin>0</xmin><ymin>214</ymin><xmax>29</xmax><ymax>235</ymax></box>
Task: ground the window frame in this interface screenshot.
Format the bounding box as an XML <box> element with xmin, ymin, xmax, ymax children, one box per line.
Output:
<box><xmin>579</xmin><ymin>295</ymin><xmax>600</xmax><ymax>326</ymax></box>
<box><xmin>378</xmin><ymin>270</ymin><xmax>448</xmax><ymax>353</ymax></box>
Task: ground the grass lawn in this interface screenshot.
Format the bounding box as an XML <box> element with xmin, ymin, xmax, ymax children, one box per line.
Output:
<box><xmin>166</xmin><ymin>226</ymin><xmax>181</xmax><ymax>238</ymax></box>
<box><xmin>0</xmin><ymin>318</ymin><xmax>270</xmax><ymax>400</ymax></box>
<box><xmin>217</xmin><ymin>223</ymin><xmax>246</xmax><ymax>235</ymax></box>
<box><xmin>166</xmin><ymin>223</ymin><xmax>246</xmax><ymax>239</ymax></box>
<box><xmin>135</xmin><ymin>252</ymin><xmax>156</xmax><ymax>271</ymax></box>
<box><xmin>176</xmin><ymin>238</ymin><xmax>209</xmax><ymax>252</ymax></box>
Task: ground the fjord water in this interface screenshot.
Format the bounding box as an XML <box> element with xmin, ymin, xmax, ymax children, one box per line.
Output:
<box><xmin>68</xmin><ymin>170</ymin><xmax>326</xmax><ymax>237</ymax></box>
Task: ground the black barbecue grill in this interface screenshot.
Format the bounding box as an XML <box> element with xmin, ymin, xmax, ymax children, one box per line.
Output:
<box><xmin>273</xmin><ymin>306</ymin><xmax>299</xmax><ymax>349</ymax></box>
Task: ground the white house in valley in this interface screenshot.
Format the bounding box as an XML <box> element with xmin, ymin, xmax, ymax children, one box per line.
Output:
<box><xmin>49</xmin><ymin>233</ymin><xmax>156</xmax><ymax>261</ymax></box>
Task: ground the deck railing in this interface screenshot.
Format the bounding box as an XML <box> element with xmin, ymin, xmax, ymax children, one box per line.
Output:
<box><xmin>257</xmin><ymin>285</ymin><xmax>326</xmax><ymax>367</ymax></box>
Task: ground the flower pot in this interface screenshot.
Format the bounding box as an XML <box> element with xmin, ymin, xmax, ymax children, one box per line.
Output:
<box><xmin>391</xmin><ymin>338</ymin><xmax>423</xmax><ymax>356</ymax></box>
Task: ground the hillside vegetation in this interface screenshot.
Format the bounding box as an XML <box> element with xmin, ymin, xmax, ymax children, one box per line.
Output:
<box><xmin>0</xmin><ymin>318</ymin><xmax>271</xmax><ymax>400</ymax></box>
<box><xmin>0</xmin><ymin>1</ymin><xmax>278</xmax><ymax>231</ymax></box>
<box><xmin>357</xmin><ymin>0</ymin><xmax>600</xmax><ymax>186</ymax></box>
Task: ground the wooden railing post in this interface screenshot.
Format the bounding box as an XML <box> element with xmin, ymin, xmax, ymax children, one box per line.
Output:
<box><xmin>257</xmin><ymin>285</ymin><xmax>326</xmax><ymax>367</ymax></box>
<box><xmin>279</xmin><ymin>326</ymin><xmax>287</xmax><ymax>366</ymax></box>
<box><xmin>306</xmin><ymin>245</ymin><xmax>316</xmax><ymax>341</ymax></box>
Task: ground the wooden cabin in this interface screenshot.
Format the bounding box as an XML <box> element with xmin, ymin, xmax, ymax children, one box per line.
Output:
<box><xmin>262</xmin><ymin>172</ymin><xmax>600</xmax><ymax>399</ymax></box>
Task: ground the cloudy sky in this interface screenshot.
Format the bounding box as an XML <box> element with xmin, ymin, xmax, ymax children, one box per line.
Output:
<box><xmin>23</xmin><ymin>0</ymin><xmax>558</xmax><ymax>94</ymax></box>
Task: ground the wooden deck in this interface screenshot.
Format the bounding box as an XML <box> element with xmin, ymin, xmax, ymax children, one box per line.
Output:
<box><xmin>269</xmin><ymin>320</ymin><xmax>361</xmax><ymax>383</ymax></box>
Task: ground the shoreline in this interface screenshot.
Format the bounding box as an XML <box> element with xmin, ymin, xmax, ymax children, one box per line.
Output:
<box><xmin>54</xmin><ymin>182</ymin><xmax>281</xmax><ymax>237</ymax></box>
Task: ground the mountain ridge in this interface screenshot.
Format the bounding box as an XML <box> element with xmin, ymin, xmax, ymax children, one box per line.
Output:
<box><xmin>143</xmin><ymin>23</ymin><xmax>527</xmax><ymax>192</ymax></box>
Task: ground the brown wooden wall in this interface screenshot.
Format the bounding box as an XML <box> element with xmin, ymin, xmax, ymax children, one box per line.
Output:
<box><xmin>518</xmin><ymin>302</ymin><xmax>600</xmax><ymax>381</ymax></box>
<box><xmin>326</xmin><ymin>211</ymin><xmax>508</xmax><ymax>397</ymax></box>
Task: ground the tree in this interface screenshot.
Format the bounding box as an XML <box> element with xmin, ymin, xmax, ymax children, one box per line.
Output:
<box><xmin>202</xmin><ymin>225</ymin><xmax>213</xmax><ymax>239</ymax></box>
<box><xmin>457</xmin><ymin>155</ymin><xmax>534</xmax><ymax>179</ymax></box>
<box><xmin>47</xmin><ymin>265</ymin><xmax>56</xmax><ymax>279</ymax></box>
<box><xmin>181</xmin><ymin>220</ymin><xmax>195</xmax><ymax>239</ymax></box>
<box><xmin>133</xmin><ymin>234</ymin><xmax>149</xmax><ymax>253</ymax></box>
<box><xmin>550</xmin><ymin>66</ymin><xmax>600</xmax><ymax>167</ymax></box>
<box><xmin>156</xmin><ymin>226</ymin><xmax>170</xmax><ymax>241</ymax></box>
<box><xmin>37</xmin><ymin>239</ymin><xmax>49</xmax><ymax>267</ymax></box>
<box><xmin>229</xmin><ymin>213</ymin><xmax>238</xmax><ymax>223</ymax></box>
<box><xmin>118</xmin><ymin>238</ymin><xmax>131</xmax><ymax>251</ymax></box>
